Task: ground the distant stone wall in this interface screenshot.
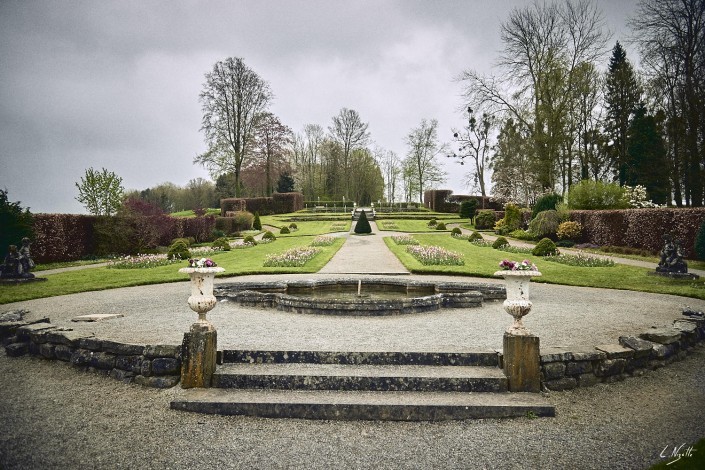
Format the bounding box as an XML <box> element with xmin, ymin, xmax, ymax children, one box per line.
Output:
<box><xmin>1</xmin><ymin>315</ymin><xmax>181</xmax><ymax>388</ymax></box>
<box><xmin>538</xmin><ymin>318</ymin><xmax>704</xmax><ymax>391</ymax></box>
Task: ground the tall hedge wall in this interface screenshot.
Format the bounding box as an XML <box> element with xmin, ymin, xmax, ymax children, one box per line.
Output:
<box><xmin>570</xmin><ymin>208</ymin><xmax>705</xmax><ymax>257</ymax></box>
<box><xmin>424</xmin><ymin>190</ymin><xmax>502</xmax><ymax>213</ymax></box>
<box><xmin>220</xmin><ymin>192</ymin><xmax>303</xmax><ymax>216</ymax></box>
<box><xmin>31</xmin><ymin>214</ymin><xmax>216</xmax><ymax>263</ymax></box>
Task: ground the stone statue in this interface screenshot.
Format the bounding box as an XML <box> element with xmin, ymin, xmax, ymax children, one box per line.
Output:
<box><xmin>1</xmin><ymin>238</ymin><xmax>36</xmax><ymax>279</ymax></box>
<box><xmin>656</xmin><ymin>234</ymin><xmax>688</xmax><ymax>274</ymax></box>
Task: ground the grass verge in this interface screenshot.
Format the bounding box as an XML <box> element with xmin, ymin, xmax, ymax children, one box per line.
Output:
<box><xmin>384</xmin><ymin>234</ymin><xmax>705</xmax><ymax>300</ymax></box>
<box><xmin>0</xmin><ymin>236</ymin><xmax>345</xmax><ymax>304</ymax></box>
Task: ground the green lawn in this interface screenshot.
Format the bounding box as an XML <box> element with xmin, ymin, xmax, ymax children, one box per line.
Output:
<box><xmin>170</xmin><ymin>208</ymin><xmax>221</xmax><ymax>217</ymax></box>
<box><xmin>376</xmin><ymin>219</ymin><xmax>460</xmax><ymax>232</ymax></box>
<box><xmin>384</xmin><ymin>233</ymin><xmax>705</xmax><ymax>300</ymax></box>
<box><xmin>260</xmin><ymin>218</ymin><xmax>351</xmax><ymax>236</ymax></box>
<box><xmin>0</xmin><ymin>236</ymin><xmax>345</xmax><ymax>304</ymax></box>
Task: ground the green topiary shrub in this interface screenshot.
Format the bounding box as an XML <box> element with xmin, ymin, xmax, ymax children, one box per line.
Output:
<box><xmin>212</xmin><ymin>237</ymin><xmax>231</xmax><ymax>251</ymax></box>
<box><xmin>557</xmin><ymin>221</ymin><xmax>582</xmax><ymax>241</ymax></box>
<box><xmin>427</xmin><ymin>218</ymin><xmax>438</xmax><ymax>227</ymax></box>
<box><xmin>509</xmin><ymin>229</ymin><xmax>535</xmax><ymax>241</ymax></box>
<box><xmin>354</xmin><ymin>210</ymin><xmax>372</xmax><ymax>234</ymax></box>
<box><xmin>262</xmin><ymin>230</ymin><xmax>276</xmax><ymax>241</ymax></box>
<box><xmin>566</xmin><ymin>180</ymin><xmax>629</xmax><ymax>210</ymax></box>
<box><xmin>288</xmin><ymin>222</ymin><xmax>298</xmax><ymax>230</ymax></box>
<box><xmin>280</xmin><ymin>226</ymin><xmax>290</xmax><ymax>234</ymax></box>
<box><xmin>503</xmin><ymin>203</ymin><xmax>522</xmax><ymax>232</ymax></box>
<box><xmin>459</xmin><ymin>200</ymin><xmax>478</xmax><ymax>219</ymax></box>
<box><xmin>532</xmin><ymin>238</ymin><xmax>558</xmax><ymax>256</ymax></box>
<box><xmin>231</xmin><ymin>211</ymin><xmax>255</xmax><ymax>232</ymax></box>
<box><xmin>253</xmin><ymin>212</ymin><xmax>262</xmax><ymax>231</ymax></box>
<box><xmin>451</xmin><ymin>227</ymin><xmax>462</xmax><ymax>236</ymax></box>
<box><xmin>474</xmin><ymin>210</ymin><xmax>496</xmax><ymax>230</ymax></box>
<box><xmin>167</xmin><ymin>240</ymin><xmax>191</xmax><ymax>260</ymax></box>
<box><xmin>532</xmin><ymin>193</ymin><xmax>562</xmax><ymax>218</ymax></box>
<box><xmin>469</xmin><ymin>231</ymin><xmax>483</xmax><ymax>241</ymax></box>
<box><xmin>436</xmin><ymin>222</ymin><xmax>447</xmax><ymax>230</ymax></box>
<box><xmin>171</xmin><ymin>237</ymin><xmax>192</xmax><ymax>247</ymax></box>
<box><xmin>492</xmin><ymin>236</ymin><xmax>509</xmax><ymax>249</ymax></box>
<box><xmin>696</xmin><ymin>219</ymin><xmax>705</xmax><ymax>260</ymax></box>
<box><xmin>243</xmin><ymin>235</ymin><xmax>257</xmax><ymax>246</ymax></box>
<box><xmin>528</xmin><ymin>210</ymin><xmax>561</xmax><ymax>239</ymax></box>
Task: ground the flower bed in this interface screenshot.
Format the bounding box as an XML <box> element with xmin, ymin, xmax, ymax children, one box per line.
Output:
<box><xmin>107</xmin><ymin>254</ymin><xmax>180</xmax><ymax>269</ymax></box>
<box><xmin>263</xmin><ymin>247</ymin><xmax>321</xmax><ymax>267</ymax></box>
<box><xmin>392</xmin><ymin>235</ymin><xmax>420</xmax><ymax>245</ymax></box>
<box><xmin>543</xmin><ymin>252</ymin><xmax>615</xmax><ymax>267</ymax></box>
<box><xmin>406</xmin><ymin>245</ymin><xmax>464</xmax><ymax>266</ymax></box>
<box><xmin>311</xmin><ymin>235</ymin><xmax>336</xmax><ymax>246</ymax></box>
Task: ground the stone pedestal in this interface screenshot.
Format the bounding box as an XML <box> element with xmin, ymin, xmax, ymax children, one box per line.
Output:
<box><xmin>181</xmin><ymin>322</ymin><xmax>217</xmax><ymax>388</ymax></box>
<box><xmin>503</xmin><ymin>333</ymin><xmax>540</xmax><ymax>392</ymax></box>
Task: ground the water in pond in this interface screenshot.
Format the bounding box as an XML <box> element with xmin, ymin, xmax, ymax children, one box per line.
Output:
<box><xmin>286</xmin><ymin>285</ymin><xmax>435</xmax><ymax>301</ymax></box>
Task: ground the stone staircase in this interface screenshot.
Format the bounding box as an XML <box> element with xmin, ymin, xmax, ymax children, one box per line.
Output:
<box><xmin>170</xmin><ymin>349</ymin><xmax>555</xmax><ymax>420</ymax></box>
<box><xmin>352</xmin><ymin>208</ymin><xmax>375</xmax><ymax>221</ymax></box>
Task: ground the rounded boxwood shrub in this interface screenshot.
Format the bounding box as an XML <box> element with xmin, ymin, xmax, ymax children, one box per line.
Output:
<box><xmin>243</xmin><ymin>235</ymin><xmax>257</xmax><ymax>245</ymax></box>
<box><xmin>436</xmin><ymin>222</ymin><xmax>447</xmax><ymax>230</ymax></box>
<box><xmin>167</xmin><ymin>240</ymin><xmax>190</xmax><ymax>260</ymax></box>
<box><xmin>212</xmin><ymin>237</ymin><xmax>231</xmax><ymax>251</ymax></box>
<box><xmin>280</xmin><ymin>226</ymin><xmax>291</xmax><ymax>234</ymax></box>
<box><xmin>492</xmin><ymin>236</ymin><xmax>509</xmax><ymax>249</ymax></box>
<box><xmin>468</xmin><ymin>231</ymin><xmax>483</xmax><ymax>241</ymax></box>
<box><xmin>528</xmin><ymin>210</ymin><xmax>561</xmax><ymax>239</ymax></box>
<box><xmin>288</xmin><ymin>222</ymin><xmax>298</xmax><ymax>230</ymax></box>
<box><xmin>532</xmin><ymin>238</ymin><xmax>558</xmax><ymax>256</ymax></box>
<box><xmin>427</xmin><ymin>218</ymin><xmax>438</xmax><ymax>227</ymax></box>
<box><xmin>171</xmin><ymin>237</ymin><xmax>192</xmax><ymax>247</ymax></box>
<box><xmin>556</xmin><ymin>221</ymin><xmax>582</xmax><ymax>241</ymax></box>
<box><xmin>450</xmin><ymin>227</ymin><xmax>462</xmax><ymax>236</ymax></box>
<box><xmin>474</xmin><ymin>210</ymin><xmax>496</xmax><ymax>230</ymax></box>
<box><xmin>262</xmin><ymin>230</ymin><xmax>276</xmax><ymax>241</ymax></box>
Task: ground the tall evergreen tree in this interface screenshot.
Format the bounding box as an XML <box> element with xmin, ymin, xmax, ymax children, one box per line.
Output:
<box><xmin>604</xmin><ymin>42</ymin><xmax>642</xmax><ymax>185</ymax></box>
<box><xmin>627</xmin><ymin>105</ymin><xmax>669</xmax><ymax>204</ymax></box>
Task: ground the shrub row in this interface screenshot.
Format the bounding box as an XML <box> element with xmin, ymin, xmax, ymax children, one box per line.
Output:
<box><xmin>220</xmin><ymin>193</ymin><xmax>304</xmax><ymax>216</ymax></box>
<box><xmin>570</xmin><ymin>208</ymin><xmax>705</xmax><ymax>257</ymax></box>
<box><xmin>32</xmin><ymin>214</ymin><xmax>216</xmax><ymax>263</ymax></box>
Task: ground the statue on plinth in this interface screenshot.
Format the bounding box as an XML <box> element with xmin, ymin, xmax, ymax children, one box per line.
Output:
<box><xmin>651</xmin><ymin>234</ymin><xmax>699</xmax><ymax>280</ymax></box>
<box><xmin>1</xmin><ymin>238</ymin><xmax>37</xmax><ymax>279</ymax></box>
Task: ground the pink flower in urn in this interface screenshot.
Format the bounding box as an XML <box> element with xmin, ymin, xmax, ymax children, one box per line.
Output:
<box><xmin>499</xmin><ymin>259</ymin><xmax>516</xmax><ymax>270</ymax></box>
<box><xmin>188</xmin><ymin>258</ymin><xmax>218</xmax><ymax>268</ymax></box>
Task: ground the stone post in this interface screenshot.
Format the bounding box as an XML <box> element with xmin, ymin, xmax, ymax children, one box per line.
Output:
<box><xmin>178</xmin><ymin>266</ymin><xmax>224</xmax><ymax>388</ymax></box>
<box><xmin>503</xmin><ymin>333</ymin><xmax>541</xmax><ymax>392</ymax></box>
<box><xmin>181</xmin><ymin>322</ymin><xmax>217</xmax><ymax>388</ymax></box>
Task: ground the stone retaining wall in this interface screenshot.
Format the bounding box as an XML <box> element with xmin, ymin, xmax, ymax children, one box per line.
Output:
<box><xmin>539</xmin><ymin>318</ymin><xmax>705</xmax><ymax>391</ymax></box>
<box><xmin>0</xmin><ymin>316</ymin><xmax>180</xmax><ymax>388</ymax></box>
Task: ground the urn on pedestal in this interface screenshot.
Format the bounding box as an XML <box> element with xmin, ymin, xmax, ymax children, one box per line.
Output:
<box><xmin>494</xmin><ymin>260</ymin><xmax>542</xmax><ymax>336</ymax></box>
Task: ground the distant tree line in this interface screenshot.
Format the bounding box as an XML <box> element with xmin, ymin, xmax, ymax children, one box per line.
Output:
<box><xmin>456</xmin><ymin>0</ymin><xmax>705</xmax><ymax>207</ymax></box>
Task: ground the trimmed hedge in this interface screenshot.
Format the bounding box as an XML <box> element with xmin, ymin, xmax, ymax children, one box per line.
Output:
<box><xmin>32</xmin><ymin>213</ymin><xmax>216</xmax><ymax>263</ymax></box>
<box><xmin>570</xmin><ymin>208</ymin><xmax>705</xmax><ymax>257</ymax></box>
<box><xmin>220</xmin><ymin>193</ymin><xmax>303</xmax><ymax>216</ymax></box>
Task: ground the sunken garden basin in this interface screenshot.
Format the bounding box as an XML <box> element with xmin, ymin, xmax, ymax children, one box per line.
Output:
<box><xmin>215</xmin><ymin>278</ymin><xmax>506</xmax><ymax>316</ymax></box>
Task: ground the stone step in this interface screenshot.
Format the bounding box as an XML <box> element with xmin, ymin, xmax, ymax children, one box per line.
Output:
<box><xmin>211</xmin><ymin>363</ymin><xmax>508</xmax><ymax>392</ymax></box>
<box><xmin>219</xmin><ymin>349</ymin><xmax>500</xmax><ymax>367</ymax></box>
<box><xmin>170</xmin><ymin>388</ymin><xmax>555</xmax><ymax>421</ymax></box>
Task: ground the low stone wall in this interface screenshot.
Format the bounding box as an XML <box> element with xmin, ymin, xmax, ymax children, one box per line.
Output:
<box><xmin>1</xmin><ymin>315</ymin><xmax>180</xmax><ymax>388</ymax></box>
<box><xmin>539</xmin><ymin>318</ymin><xmax>705</xmax><ymax>391</ymax></box>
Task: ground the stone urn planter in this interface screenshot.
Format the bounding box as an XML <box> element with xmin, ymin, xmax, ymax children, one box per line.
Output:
<box><xmin>493</xmin><ymin>268</ymin><xmax>542</xmax><ymax>336</ymax></box>
<box><xmin>178</xmin><ymin>267</ymin><xmax>225</xmax><ymax>323</ymax></box>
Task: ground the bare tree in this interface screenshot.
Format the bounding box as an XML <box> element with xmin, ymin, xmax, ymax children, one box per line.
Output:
<box><xmin>328</xmin><ymin>108</ymin><xmax>370</xmax><ymax>198</ymax></box>
<box><xmin>253</xmin><ymin>112</ymin><xmax>293</xmax><ymax>196</ymax></box>
<box><xmin>374</xmin><ymin>146</ymin><xmax>402</xmax><ymax>203</ymax></box>
<box><xmin>404</xmin><ymin>119</ymin><xmax>447</xmax><ymax>202</ymax></box>
<box><xmin>459</xmin><ymin>0</ymin><xmax>609</xmax><ymax>191</ymax></box>
<box><xmin>195</xmin><ymin>57</ymin><xmax>272</xmax><ymax>197</ymax></box>
<box><xmin>449</xmin><ymin>107</ymin><xmax>495</xmax><ymax>198</ymax></box>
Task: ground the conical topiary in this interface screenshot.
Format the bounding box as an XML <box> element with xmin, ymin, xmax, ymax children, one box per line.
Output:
<box><xmin>253</xmin><ymin>212</ymin><xmax>262</xmax><ymax>231</ymax></box>
<box><xmin>354</xmin><ymin>210</ymin><xmax>372</xmax><ymax>234</ymax></box>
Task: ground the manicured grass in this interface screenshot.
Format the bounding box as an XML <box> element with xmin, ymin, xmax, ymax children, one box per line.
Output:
<box><xmin>170</xmin><ymin>208</ymin><xmax>221</xmax><ymax>217</ymax></box>
<box><xmin>260</xmin><ymin>218</ymin><xmax>351</xmax><ymax>236</ymax></box>
<box><xmin>0</xmin><ymin>237</ymin><xmax>345</xmax><ymax>304</ymax></box>
<box><xmin>34</xmin><ymin>259</ymin><xmax>109</xmax><ymax>271</ymax></box>
<box><xmin>376</xmin><ymin>219</ymin><xmax>458</xmax><ymax>232</ymax></box>
<box><xmin>385</xmin><ymin>233</ymin><xmax>705</xmax><ymax>300</ymax></box>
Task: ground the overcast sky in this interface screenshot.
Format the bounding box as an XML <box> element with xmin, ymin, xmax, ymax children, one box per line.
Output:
<box><xmin>0</xmin><ymin>0</ymin><xmax>638</xmax><ymax>214</ymax></box>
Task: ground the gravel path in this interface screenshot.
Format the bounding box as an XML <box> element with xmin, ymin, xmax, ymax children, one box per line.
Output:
<box><xmin>1</xmin><ymin>345</ymin><xmax>704</xmax><ymax>469</ymax></box>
